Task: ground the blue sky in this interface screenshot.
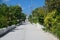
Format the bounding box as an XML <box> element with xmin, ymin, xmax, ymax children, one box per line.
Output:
<box><xmin>2</xmin><ymin>0</ymin><xmax>45</xmax><ymax>15</ymax></box>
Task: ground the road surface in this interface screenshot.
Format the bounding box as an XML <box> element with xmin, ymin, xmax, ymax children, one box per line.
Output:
<box><xmin>0</xmin><ymin>22</ymin><xmax>58</xmax><ymax>40</ymax></box>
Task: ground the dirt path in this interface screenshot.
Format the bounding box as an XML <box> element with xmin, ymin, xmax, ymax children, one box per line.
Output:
<box><xmin>0</xmin><ymin>22</ymin><xmax>58</xmax><ymax>40</ymax></box>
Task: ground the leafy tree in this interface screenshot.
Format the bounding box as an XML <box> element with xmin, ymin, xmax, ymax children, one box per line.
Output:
<box><xmin>29</xmin><ymin>7</ymin><xmax>46</xmax><ymax>24</ymax></box>
<box><xmin>0</xmin><ymin>4</ymin><xmax>26</xmax><ymax>28</ymax></box>
<box><xmin>8</xmin><ymin>5</ymin><xmax>22</xmax><ymax>25</ymax></box>
<box><xmin>0</xmin><ymin>16</ymin><xmax>8</xmax><ymax>28</ymax></box>
<box><xmin>21</xmin><ymin>13</ymin><xmax>26</xmax><ymax>22</ymax></box>
<box><xmin>28</xmin><ymin>15</ymin><xmax>33</xmax><ymax>23</ymax></box>
<box><xmin>45</xmin><ymin>0</ymin><xmax>60</xmax><ymax>12</ymax></box>
<box><xmin>44</xmin><ymin>10</ymin><xmax>60</xmax><ymax>39</ymax></box>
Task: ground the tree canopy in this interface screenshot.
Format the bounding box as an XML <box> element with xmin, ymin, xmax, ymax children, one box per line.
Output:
<box><xmin>0</xmin><ymin>3</ymin><xmax>26</xmax><ymax>28</ymax></box>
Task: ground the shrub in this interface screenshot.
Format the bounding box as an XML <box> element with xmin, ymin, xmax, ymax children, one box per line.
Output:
<box><xmin>0</xmin><ymin>16</ymin><xmax>8</xmax><ymax>28</ymax></box>
<box><xmin>0</xmin><ymin>4</ymin><xmax>26</xmax><ymax>28</ymax></box>
<box><xmin>38</xmin><ymin>13</ymin><xmax>44</xmax><ymax>25</ymax></box>
<box><xmin>44</xmin><ymin>10</ymin><xmax>60</xmax><ymax>39</ymax></box>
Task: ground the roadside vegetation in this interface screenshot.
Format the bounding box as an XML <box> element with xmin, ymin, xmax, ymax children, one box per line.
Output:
<box><xmin>29</xmin><ymin>0</ymin><xmax>60</xmax><ymax>39</ymax></box>
<box><xmin>0</xmin><ymin>3</ymin><xmax>26</xmax><ymax>28</ymax></box>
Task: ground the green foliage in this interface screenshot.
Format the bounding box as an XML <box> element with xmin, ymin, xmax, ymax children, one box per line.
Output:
<box><xmin>45</xmin><ymin>0</ymin><xmax>60</xmax><ymax>12</ymax></box>
<box><xmin>0</xmin><ymin>16</ymin><xmax>8</xmax><ymax>28</ymax></box>
<box><xmin>44</xmin><ymin>10</ymin><xmax>60</xmax><ymax>39</ymax></box>
<box><xmin>45</xmin><ymin>0</ymin><xmax>60</xmax><ymax>39</ymax></box>
<box><xmin>28</xmin><ymin>15</ymin><xmax>33</xmax><ymax>23</ymax></box>
<box><xmin>29</xmin><ymin>7</ymin><xmax>46</xmax><ymax>24</ymax></box>
<box><xmin>0</xmin><ymin>3</ymin><xmax>26</xmax><ymax>28</ymax></box>
<box><xmin>21</xmin><ymin>13</ymin><xmax>26</xmax><ymax>22</ymax></box>
<box><xmin>29</xmin><ymin>0</ymin><xmax>60</xmax><ymax>39</ymax></box>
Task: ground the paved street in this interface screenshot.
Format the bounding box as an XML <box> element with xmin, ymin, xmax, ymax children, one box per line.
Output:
<box><xmin>0</xmin><ymin>22</ymin><xmax>58</xmax><ymax>40</ymax></box>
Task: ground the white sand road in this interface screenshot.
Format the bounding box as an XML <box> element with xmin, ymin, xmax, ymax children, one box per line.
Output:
<box><xmin>0</xmin><ymin>22</ymin><xmax>58</xmax><ymax>40</ymax></box>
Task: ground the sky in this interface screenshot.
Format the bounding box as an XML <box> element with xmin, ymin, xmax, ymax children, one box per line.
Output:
<box><xmin>1</xmin><ymin>0</ymin><xmax>45</xmax><ymax>15</ymax></box>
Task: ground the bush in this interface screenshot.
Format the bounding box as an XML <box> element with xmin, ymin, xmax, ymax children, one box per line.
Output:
<box><xmin>0</xmin><ymin>4</ymin><xmax>26</xmax><ymax>28</ymax></box>
<box><xmin>0</xmin><ymin>16</ymin><xmax>8</xmax><ymax>28</ymax></box>
<box><xmin>38</xmin><ymin>13</ymin><xmax>44</xmax><ymax>25</ymax></box>
<box><xmin>44</xmin><ymin>10</ymin><xmax>60</xmax><ymax>39</ymax></box>
<box><xmin>29</xmin><ymin>7</ymin><xmax>45</xmax><ymax>24</ymax></box>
